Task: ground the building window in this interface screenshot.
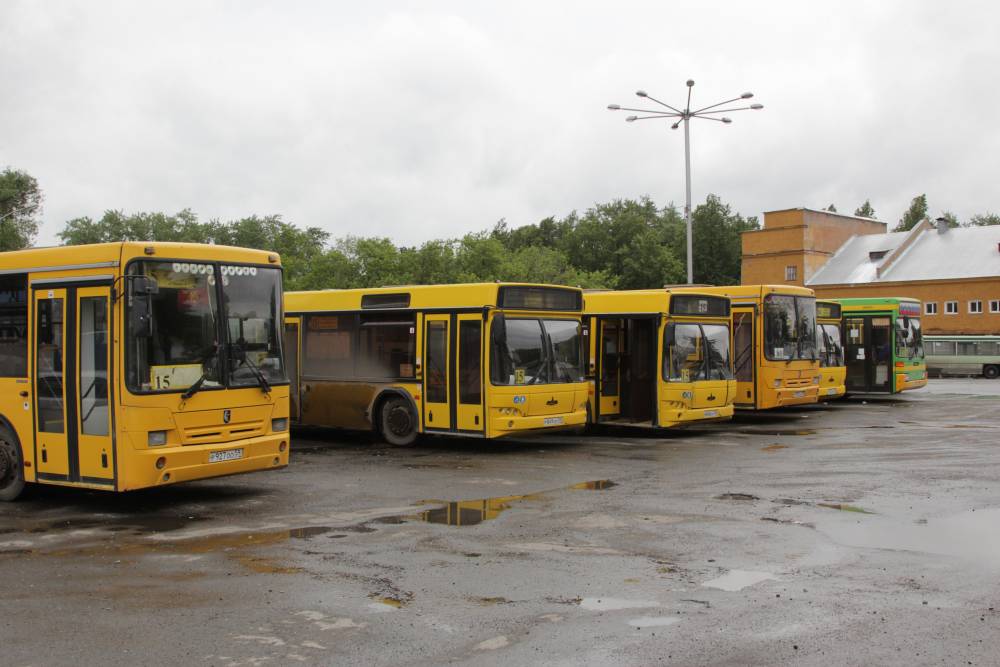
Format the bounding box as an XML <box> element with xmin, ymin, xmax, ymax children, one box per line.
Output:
<box><xmin>990</xmin><ymin>300</ymin><xmax>1000</xmax><ymax>313</ymax></box>
<box><xmin>945</xmin><ymin>301</ymin><xmax>958</xmax><ymax>315</ymax></box>
<box><xmin>784</xmin><ymin>265</ymin><xmax>797</xmax><ymax>281</ymax></box>
<box><xmin>924</xmin><ymin>302</ymin><xmax>937</xmax><ymax>315</ymax></box>
<box><xmin>969</xmin><ymin>300</ymin><xmax>983</xmax><ymax>314</ymax></box>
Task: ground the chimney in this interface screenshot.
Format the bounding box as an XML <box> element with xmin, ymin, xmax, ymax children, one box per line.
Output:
<box><xmin>935</xmin><ymin>217</ymin><xmax>949</xmax><ymax>233</ymax></box>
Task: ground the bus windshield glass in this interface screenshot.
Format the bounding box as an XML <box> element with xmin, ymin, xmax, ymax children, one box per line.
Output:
<box><xmin>126</xmin><ymin>261</ymin><xmax>286</xmax><ymax>392</ymax></box>
<box><xmin>763</xmin><ymin>295</ymin><xmax>817</xmax><ymax>361</ymax></box>
<box><xmin>817</xmin><ymin>323</ymin><xmax>844</xmax><ymax>367</ymax></box>
<box><xmin>490</xmin><ymin>318</ymin><xmax>584</xmax><ymax>385</ymax></box>
<box><xmin>664</xmin><ymin>323</ymin><xmax>733</xmax><ymax>382</ymax></box>
<box><xmin>895</xmin><ymin>316</ymin><xmax>923</xmax><ymax>360</ymax></box>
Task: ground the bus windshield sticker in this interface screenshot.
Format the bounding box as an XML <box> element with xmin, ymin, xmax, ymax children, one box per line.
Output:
<box><xmin>151</xmin><ymin>363</ymin><xmax>203</xmax><ymax>390</ymax></box>
<box><xmin>773</xmin><ymin>346</ymin><xmax>784</xmax><ymax>358</ymax></box>
<box><xmin>514</xmin><ymin>368</ymin><xmax>526</xmax><ymax>384</ymax></box>
<box><xmin>857</xmin><ymin>349</ymin><xmax>865</xmax><ymax>359</ymax></box>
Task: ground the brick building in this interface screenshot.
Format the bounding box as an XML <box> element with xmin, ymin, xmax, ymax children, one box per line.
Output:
<box><xmin>741</xmin><ymin>209</ymin><xmax>1000</xmax><ymax>335</ymax></box>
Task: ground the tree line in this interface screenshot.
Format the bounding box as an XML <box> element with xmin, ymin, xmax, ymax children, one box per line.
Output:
<box><xmin>2</xmin><ymin>166</ymin><xmax>998</xmax><ymax>291</ymax></box>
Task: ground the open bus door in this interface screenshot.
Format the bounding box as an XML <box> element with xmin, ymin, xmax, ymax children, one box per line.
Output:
<box><xmin>732</xmin><ymin>308</ymin><xmax>755</xmax><ymax>408</ymax></box>
<box><xmin>845</xmin><ymin>315</ymin><xmax>892</xmax><ymax>393</ymax></box>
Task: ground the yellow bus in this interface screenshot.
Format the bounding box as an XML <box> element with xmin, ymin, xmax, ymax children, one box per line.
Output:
<box><xmin>0</xmin><ymin>242</ymin><xmax>290</xmax><ymax>501</ymax></box>
<box><xmin>283</xmin><ymin>283</ymin><xmax>589</xmax><ymax>444</ymax></box>
<box><xmin>679</xmin><ymin>285</ymin><xmax>820</xmax><ymax>410</ymax></box>
<box><xmin>583</xmin><ymin>289</ymin><xmax>735</xmax><ymax>428</ymax></box>
<box><xmin>816</xmin><ymin>299</ymin><xmax>846</xmax><ymax>400</ymax></box>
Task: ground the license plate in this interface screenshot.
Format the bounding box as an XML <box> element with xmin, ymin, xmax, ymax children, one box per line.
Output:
<box><xmin>543</xmin><ymin>416</ymin><xmax>564</xmax><ymax>426</ymax></box>
<box><xmin>827</xmin><ymin>388</ymin><xmax>838</xmax><ymax>395</ymax></box>
<box><xmin>209</xmin><ymin>448</ymin><xmax>244</xmax><ymax>463</ymax></box>
<box><xmin>794</xmin><ymin>390</ymin><xmax>805</xmax><ymax>398</ymax></box>
<box><xmin>704</xmin><ymin>410</ymin><xmax>718</xmax><ymax>418</ymax></box>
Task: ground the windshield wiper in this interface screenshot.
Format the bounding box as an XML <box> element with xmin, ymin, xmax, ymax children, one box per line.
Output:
<box><xmin>181</xmin><ymin>344</ymin><xmax>220</xmax><ymax>400</ymax></box>
<box><xmin>231</xmin><ymin>342</ymin><xmax>271</xmax><ymax>395</ymax></box>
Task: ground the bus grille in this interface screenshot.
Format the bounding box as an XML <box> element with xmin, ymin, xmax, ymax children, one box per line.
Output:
<box><xmin>181</xmin><ymin>419</ymin><xmax>266</xmax><ymax>445</ymax></box>
<box><xmin>784</xmin><ymin>378</ymin><xmax>812</xmax><ymax>388</ymax></box>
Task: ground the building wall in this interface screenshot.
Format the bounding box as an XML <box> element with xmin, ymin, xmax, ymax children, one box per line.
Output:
<box><xmin>812</xmin><ymin>278</ymin><xmax>1000</xmax><ymax>335</ymax></box>
<box><xmin>741</xmin><ymin>209</ymin><xmax>885</xmax><ymax>288</ymax></box>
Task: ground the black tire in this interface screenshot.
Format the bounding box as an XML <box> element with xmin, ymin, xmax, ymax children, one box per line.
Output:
<box><xmin>0</xmin><ymin>427</ymin><xmax>26</xmax><ymax>502</ymax></box>
<box><xmin>380</xmin><ymin>397</ymin><xmax>418</xmax><ymax>447</ymax></box>
<box><xmin>984</xmin><ymin>365</ymin><xmax>1000</xmax><ymax>380</ymax></box>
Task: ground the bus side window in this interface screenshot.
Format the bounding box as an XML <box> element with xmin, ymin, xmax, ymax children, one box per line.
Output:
<box><xmin>0</xmin><ymin>273</ymin><xmax>28</xmax><ymax>378</ymax></box>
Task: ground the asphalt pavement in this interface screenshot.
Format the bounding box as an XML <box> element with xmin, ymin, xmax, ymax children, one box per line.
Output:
<box><xmin>2</xmin><ymin>378</ymin><xmax>999</xmax><ymax>666</ymax></box>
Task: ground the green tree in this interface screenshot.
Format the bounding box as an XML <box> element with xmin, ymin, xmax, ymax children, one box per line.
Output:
<box><xmin>0</xmin><ymin>168</ymin><xmax>43</xmax><ymax>250</ymax></box>
<box><xmin>854</xmin><ymin>200</ymin><xmax>876</xmax><ymax>218</ymax></box>
<box><xmin>59</xmin><ymin>209</ymin><xmax>212</xmax><ymax>244</ymax></box>
<box><xmin>824</xmin><ymin>204</ymin><xmax>837</xmax><ymax>212</ymax></box>
<box><xmin>691</xmin><ymin>194</ymin><xmax>759</xmax><ymax>286</ymax></box>
<box><xmin>966</xmin><ymin>213</ymin><xmax>1000</xmax><ymax>227</ymax></box>
<box><xmin>936</xmin><ymin>211</ymin><xmax>960</xmax><ymax>228</ymax></box>
<box><xmin>894</xmin><ymin>194</ymin><xmax>928</xmax><ymax>232</ymax></box>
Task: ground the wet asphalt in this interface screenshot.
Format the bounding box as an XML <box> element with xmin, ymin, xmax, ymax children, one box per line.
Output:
<box><xmin>2</xmin><ymin>378</ymin><xmax>1000</xmax><ymax>666</ymax></box>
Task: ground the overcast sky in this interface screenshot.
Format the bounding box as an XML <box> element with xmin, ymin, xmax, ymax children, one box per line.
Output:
<box><xmin>2</xmin><ymin>1</ymin><xmax>998</xmax><ymax>246</ymax></box>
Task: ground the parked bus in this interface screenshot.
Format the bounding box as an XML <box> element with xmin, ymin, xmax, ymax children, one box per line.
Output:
<box><xmin>0</xmin><ymin>242</ymin><xmax>290</xmax><ymax>501</ymax></box>
<box><xmin>924</xmin><ymin>335</ymin><xmax>1000</xmax><ymax>379</ymax></box>
<box><xmin>816</xmin><ymin>300</ymin><xmax>846</xmax><ymax>399</ymax></box>
<box><xmin>836</xmin><ymin>297</ymin><xmax>927</xmax><ymax>393</ymax></box>
<box><xmin>678</xmin><ymin>285</ymin><xmax>820</xmax><ymax>409</ymax></box>
<box><xmin>583</xmin><ymin>289</ymin><xmax>735</xmax><ymax>428</ymax></box>
<box><xmin>283</xmin><ymin>283</ymin><xmax>588</xmax><ymax>445</ymax></box>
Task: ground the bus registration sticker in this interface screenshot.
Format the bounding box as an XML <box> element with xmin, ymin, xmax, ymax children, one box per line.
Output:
<box><xmin>543</xmin><ymin>416</ymin><xmax>564</xmax><ymax>426</ymax></box>
<box><xmin>209</xmin><ymin>448</ymin><xmax>244</xmax><ymax>463</ymax></box>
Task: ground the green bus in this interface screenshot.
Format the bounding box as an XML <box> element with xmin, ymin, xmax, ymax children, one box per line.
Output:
<box><xmin>835</xmin><ymin>297</ymin><xmax>927</xmax><ymax>394</ymax></box>
<box><xmin>925</xmin><ymin>336</ymin><xmax>1000</xmax><ymax>379</ymax></box>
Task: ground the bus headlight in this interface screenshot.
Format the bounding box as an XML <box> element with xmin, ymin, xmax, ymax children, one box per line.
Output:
<box><xmin>773</xmin><ymin>379</ymin><xmax>782</xmax><ymax>388</ymax></box>
<box><xmin>271</xmin><ymin>417</ymin><xmax>288</xmax><ymax>432</ymax></box>
<box><xmin>148</xmin><ymin>430</ymin><xmax>167</xmax><ymax>447</ymax></box>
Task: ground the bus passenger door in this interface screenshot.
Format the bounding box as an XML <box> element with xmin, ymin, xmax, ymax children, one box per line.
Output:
<box><xmin>75</xmin><ymin>286</ymin><xmax>114</xmax><ymax>485</ymax></box>
<box><xmin>283</xmin><ymin>317</ymin><xmax>301</xmax><ymax>421</ymax></box>
<box><xmin>844</xmin><ymin>317</ymin><xmax>868</xmax><ymax>391</ymax></box>
<box><xmin>598</xmin><ymin>319</ymin><xmax>621</xmax><ymax>418</ymax></box>
<box><xmin>423</xmin><ymin>314</ymin><xmax>451</xmax><ymax>430</ymax></box>
<box><xmin>732</xmin><ymin>309</ymin><xmax>755</xmax><ymax>407</ymax></box>
<box><xmin>34</xmin><ymin>288</ymin><xmax>70</xmax><ymax>480</ymax></box>
<box><xmin>455</xmin><ymin>314</ymin><xmax>484</xmax><ymax>433</ymax></box>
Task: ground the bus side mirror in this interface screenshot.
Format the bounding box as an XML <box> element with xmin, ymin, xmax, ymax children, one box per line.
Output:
<box><xmin>128</xmin><ymin>277</ymin><xmax>158</xmax><ymax>338</ymax></box>
<box><xmin>663</xmin><ymin>324</ymin><xmax>675</xmax><ymax>347</ymax></box>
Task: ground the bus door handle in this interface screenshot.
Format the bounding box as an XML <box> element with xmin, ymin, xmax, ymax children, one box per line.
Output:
<box><xmin>707</xmin><ymin>394</ymin><xmax>716</xmax><ymax>401</ymax></box>
<box><xmin>546</xmin><ymin>398</ymin><xmax>558</xmax><ymax>406</ymax></box>
<box><xmin>19</xmin><ymin>390</ymin><xmax>28</xmax><ymax>398</ymax></box>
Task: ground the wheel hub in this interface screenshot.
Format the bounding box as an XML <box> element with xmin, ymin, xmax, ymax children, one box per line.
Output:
<box><xmin>0</xmin><ymin>443</ymin><xmax>11</xmax><ymax>483</ymax></box>
<box><xmin>387</xmin><ymin>406</ymin><xmax>411</xmax><ymax>436</ymax></box>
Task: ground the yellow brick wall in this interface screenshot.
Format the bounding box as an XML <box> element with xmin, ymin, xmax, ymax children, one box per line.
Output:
<box><xmin>812</xmin><ymin>279</ymin><xmax>1000</xmax><ymax>335</ymax></box>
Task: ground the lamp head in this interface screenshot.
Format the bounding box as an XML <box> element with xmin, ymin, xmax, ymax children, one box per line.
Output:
<box><xmin>625</xmin><ymin>115</ymin><xmax>638</xmax><ymax>122</ymax></box>
<box><xmin>750</xmin><ymin>103</ymin><xmax>764</xmax><ymax>110</ymax></box>
<box><xmin>607</xmin><ymin>104</ymin><xmax>621</xmax><ymax>110</ymax></box>
<box><xmin>686</xmin><ymin>79</ymin><xmax>695</xmax><ymax>87</ymax></box>
<box><xmin>636</xmin><ymin>90</ymin><xmax>648</xmax><ymax>97</ymax></box>
<box><xmin>721</xmin><ymin>117</ymin><xmax>732</xmax><ymax>124</ymax></box>
<box><xmin>741</xmin><ymin>92</ymin><xmax>753</xmax><ymax>99</ymax></box>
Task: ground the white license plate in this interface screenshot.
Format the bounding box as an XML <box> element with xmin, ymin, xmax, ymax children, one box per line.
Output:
<box><xmin>704</xmin><ymin>410</ymin><xmax>718</xmax><ymax>418</ymax></box>
<box><xmin>827</xmin><ymin>388</ymin><xmax>838</xmax><ymax>395</ymax></box>
<box><xmin>794</xmin><ymin>390</ymin><xmax>805</xmax><ymax>398</ymax></box>
<box><xmin>209</xmin><ymin>448</ymin><xmax>244</xmax><ymax>463</ymax></box>
<box><xmin>543</xmin><ymin>416</ymin><xmax>565</xmax><ymax>426</ymax></box>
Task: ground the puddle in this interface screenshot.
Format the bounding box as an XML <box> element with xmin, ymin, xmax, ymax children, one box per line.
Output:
<box><xmin>579</xmin><ymin>597</ymin><xmax>661</xmax><ymax>611</ymax></box>
<box><xmin>761</xmin><ymin>444</ymin><xmax>788</xmax><ymax>452</ymax></box>
<box><xmin>819</xmin><ymin>507</ymin><xmax>1000</xmax><ymax>563</ymax></box>
<box><xmin>415</xmin><ymin>480</ymin><xmax>617</xmax><ymax>527</ymax></box>
<box><xmin>735</xmin><ymin>429</ymin><xmax>816</xmax><ymax>436</ymax></box>
<box><xmin>368</xmin><ymin>596</ymin><xmax>405</xmax><ymax>611</ymax></box>
<box><xmin>817</xmin><ymin>503</ymin><xmax>874</xmax><ymax>514</ymax></box>
<box><xmin>628</xmin><ymin>616</ymin><xmax>680</xmax><ymax>628</ymax></box>
<box><xmin>716</xmin><ymin>493</ymin><xmax>759</xmax><ymax>501</ymax></box>
<box><xmin>702</xmin><ymin>570</ymin><xmax>777</xmax><ymax>591</ymax></box>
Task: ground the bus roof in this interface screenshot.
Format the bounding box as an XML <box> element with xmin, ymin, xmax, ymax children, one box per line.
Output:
<box><xmin>0</xmin><ymin>241</ymin><xmax>280</xmax><ymax>273</ymax></box>
<box><xmin>831</xmin><ymin>297</ymin><xmax>920</xmax><ymax>306</ymax></box>
<box><xmin>673</xmin><ymin>284</ymin><xmax>815</xmax><ymax>300</ymax></box>
<box><xmin>285</xmin><ymin>283</ymin><xmax>584</xmax><ymax>313</ymax></box>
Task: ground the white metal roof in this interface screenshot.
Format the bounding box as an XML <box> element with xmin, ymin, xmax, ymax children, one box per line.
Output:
<box><xmin>807</xmin><ymin>225</ymin><xmax>1000</xmax><ymax>285</ymax></box>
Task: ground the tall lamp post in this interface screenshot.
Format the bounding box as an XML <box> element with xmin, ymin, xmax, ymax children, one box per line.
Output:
<box><xmin>608</xmin><ymin>80</ymin><xmax>763</xmax><ymax>284</ymax></box>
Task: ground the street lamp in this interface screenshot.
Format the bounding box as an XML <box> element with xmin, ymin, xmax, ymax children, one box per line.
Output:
<box><xmin>608</xmin><ymin>79</ymin><xmax>763</xmax><ymax>284</ymax></box>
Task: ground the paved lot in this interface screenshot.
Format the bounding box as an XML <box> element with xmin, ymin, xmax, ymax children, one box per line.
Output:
<box><xmin>2</xmin><ymin>378</ymin><xmax>1000</xmax><ymax>666</ymax></box>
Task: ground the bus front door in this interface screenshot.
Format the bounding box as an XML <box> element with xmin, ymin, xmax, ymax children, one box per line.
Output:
<box><xmin>598</xmin><ymin>319</ymin><xmax>622</xmax><ymax>419</ymax></box>
<box><xmin>33</xmin><ymin>284</ymin><xmax>114</xmax><ymax>486</ymax></box>
<box><xmin>283</xmin><ymin>317</ymin><xmax>301</xmax><ymax>421</ymax></box>
<box><xmin>732</xmin><ymin>309</ymin><xmax>755</xmax><ymax>407</ymax></box>
<box><xmin>423</xmin><ymin>314</ymin><xmax>451</xmax><ymax>430</ymax></box>
<box><xmin>845</xmin><ymin>315</ymin><xmax>892</xmax><ymax>393</ymax></box>
<box><xmin>455</xmin><ymin>314</ymin><xmax>484</xmax><ymax>433</ymax></box>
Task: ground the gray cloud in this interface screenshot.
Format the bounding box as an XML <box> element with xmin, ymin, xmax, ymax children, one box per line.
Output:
<box><xmin>2</xmin><ymin>0</ymin><xmax>997</xmax><ymax>246</ymax></box>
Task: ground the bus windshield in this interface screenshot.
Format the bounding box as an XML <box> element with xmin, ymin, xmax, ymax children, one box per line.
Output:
<box><xmin>895</xmin><ymin>316</ymin><xmax>923</xmax><ymax>360</ymax></box>
<box><xmin>664</xmin><ymin>323</ymin><xmax>733</xmax><ymax>382</ymax></box>
<box><xmin>817</xmin><ymin>323</ymin><xmax>844</xmax><ymax>367</ymax></box>
<box><xmin>126</xmin><ymin>261</ymin><xmax>286</xmax><ymax>392</ymax></box>
<box><xmin>763</xmin><ymin>295</ymin><xmax>817</xmax><ymax>361</ymax></box>
<box><xmin>490</xmin><ymin>317</ymin><xmax>584</xmax><ymax>385</ymax></box>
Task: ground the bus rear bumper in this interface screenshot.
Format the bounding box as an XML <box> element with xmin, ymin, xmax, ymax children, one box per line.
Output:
<box><xmin>491</xmin><ymin>410</ymin><xmax>588</xmax><ymax>437</ymax></box>
<box><xmin>125</xmin><ymin>433</ymin><xmax>290</xmax><ymax>489</ymax></box>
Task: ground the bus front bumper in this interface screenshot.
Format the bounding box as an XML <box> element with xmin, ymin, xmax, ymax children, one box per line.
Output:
<box><xmin>491</xmin><ymin>410</ymin><xmax>588</xmax><ymax>437</ymax></box>
<box><xmin>775</xmin><ymin>386</ymin><xmax>820</xmax><ymax>407</ymax></box>
<box><xmin>897</xmin><ymin>372</ymin><xmax>928</xmax><ymax>392</ymax></box>
<box><xmin>125</xmin><ymin>433</ymin><xmax>290</xmax><ymax>490</ymax></box>
<box><xmin>659</xmin><ymin>403</ymin><xmax>735</xmax><ymax>428</ymax></box>
<box><xmin>819</xmin><ymin>384</ymin><xmax>846</xmax><ymax>400</ymax></box>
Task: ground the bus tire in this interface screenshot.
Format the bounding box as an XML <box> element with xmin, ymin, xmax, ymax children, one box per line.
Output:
<box><xmin>380</xmin><ymin>397</ymin><xmax>418</xmax><ymax>447</ymax></box>
<box><xmin>984</xmin><ymin>365</ymin><xmax>1000</xmax><ymax>380</ymax></box>
<box><xmin>0</xmin><ymin>426</ymin><xmax>26</xmax><ymax>502</ymax></box>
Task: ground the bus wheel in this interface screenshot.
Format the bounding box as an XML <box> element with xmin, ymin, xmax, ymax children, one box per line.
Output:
<box><xmin>0</xmin><ymin>428</ymin><xmax>26</xmax><ymax>502</ymax></box>
<box><xmin>381</xmin><ymin>397</ymin><xmax>417</xmax><ymax>446</ymax></box>
<box><xmin>984</xmin><ymin>365</ymin><xmax>1000</xmax><ymax>380</ymax></box>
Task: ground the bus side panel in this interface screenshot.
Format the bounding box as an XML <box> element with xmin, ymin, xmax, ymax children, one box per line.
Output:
<box><xmin>300</xmin><ymin>381</ymin><xmax>377</xmax><ymax>431</ymax></box>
